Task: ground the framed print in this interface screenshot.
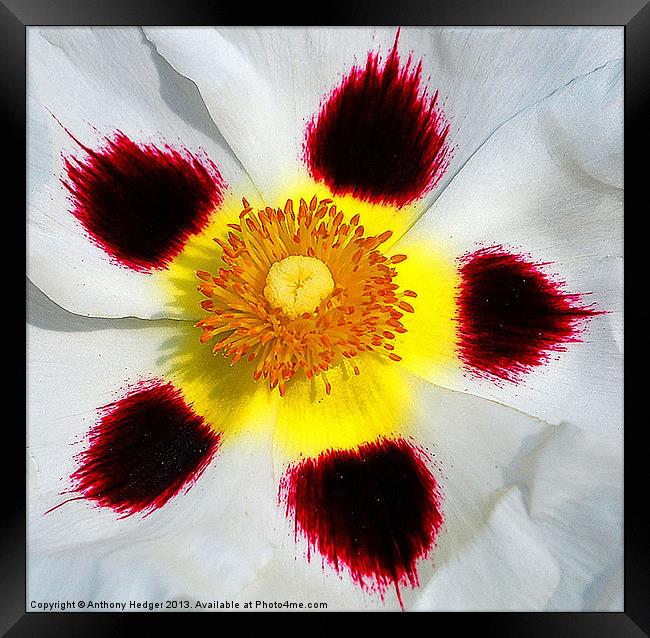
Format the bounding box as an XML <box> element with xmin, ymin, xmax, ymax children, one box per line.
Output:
<box><xmin>6</xmin><ymin>0</ymin><xmax>646</xmax><ymax>633</ymax></box>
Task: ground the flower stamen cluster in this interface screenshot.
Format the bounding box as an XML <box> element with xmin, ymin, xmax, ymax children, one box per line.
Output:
<box><xmin>196</xmin><ymin>196</ymin><xmax>416</xmax><ymax>396</ymax></box>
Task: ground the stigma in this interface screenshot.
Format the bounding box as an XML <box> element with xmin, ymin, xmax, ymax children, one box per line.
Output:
<box><xmin>264</xmin><ymin>256</ymin><xmax>335</xmax><ymax>319</ymax></box>
<box><xmin>195</xmin><ymin>195</ymin><xmax>417</xmax><ymax>396</ymax></box>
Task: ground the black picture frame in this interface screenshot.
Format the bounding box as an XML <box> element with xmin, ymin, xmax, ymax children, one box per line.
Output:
<box><xmin>7</xmin><ymin>0</ymin><xmax>647</xmax><ymax>633</ymax></box>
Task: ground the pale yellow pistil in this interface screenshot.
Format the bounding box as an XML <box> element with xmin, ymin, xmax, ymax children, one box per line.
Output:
<box><xmin>264</xmin><ymin>255</ymin><xmax>335</xmax><ymax>320</ymax></box>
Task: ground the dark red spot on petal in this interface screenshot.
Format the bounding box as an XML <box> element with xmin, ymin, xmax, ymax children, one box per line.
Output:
<box><xmin>304</xmin><ymin>32</ymin><xmax>450</xmax><ymax>208</ymax></box>
<box><xmin>279</xmin><ymin>438</ymin><xmax>443</xmax><ymax>605</ymax></box>
<box><xmin>457</xmin><ymin>246</ymin><xmax>603</xmax><ymax>383</ymax></box>
<box><xmin>58</xmin><ymin>381</ymin><xmax>219</xmax><ymax>517</ymax></box>
<box><xmin>63</xmin><ymin>130</ymin><xmax>226</xmax><ymax>272</ymax></box>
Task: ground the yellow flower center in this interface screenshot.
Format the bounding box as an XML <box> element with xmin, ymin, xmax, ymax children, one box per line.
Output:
<box><xmin>195</xmin><ymin>195</ymin><xmax>417</xmax><ymax>396</ymax></box>
<box><xmin>264</xmin><ymin>255</ymin><xmax>335</xmax><ymax>320</ymax></box>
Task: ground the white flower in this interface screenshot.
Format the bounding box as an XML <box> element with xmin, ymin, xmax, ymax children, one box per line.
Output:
<box><xmin>27</xmin><ymin>26</ymin><xmax>622</xmax><ymax>611</ymax></box>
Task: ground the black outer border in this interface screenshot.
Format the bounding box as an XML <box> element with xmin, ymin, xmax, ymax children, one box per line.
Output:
<box><xmin>5</xmin><ymin>0</ymin><xmax>647</xmax><ymax>633</ymax></box>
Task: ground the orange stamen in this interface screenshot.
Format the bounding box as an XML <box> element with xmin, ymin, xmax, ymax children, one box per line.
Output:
<box><xmin>195</xmin><ymin>196</ymin><xmax>416</xmax><ymax>394</ymax></box>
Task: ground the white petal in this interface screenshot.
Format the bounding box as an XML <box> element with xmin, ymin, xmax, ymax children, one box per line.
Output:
<box><xmin>398</xmin><ymin>27</ymin><xmax>622</xmax><ymax>216</ymax></box>
<box><xmin>28</xmin><ymin>26</ymin><xmax>256</xmax><ymax>319</ymax></box>
<box><xmin>144</xmin><ymin>27</ymin><xmax>621</xmax><ymax>212</ymax></box>
<box><xmin>395</xmin><ymin>60</ymin><xmax>623</xmax><ymax>433</ymax></box>
<box><xmin>29</xmin><ymin>432</ymin><xmax>277</xmax><ymax>605</ymax></box>
<box><xmin>143</xmin><ymin>26</ymin><xmax>306</xmax><ymax>198</ymax></box>
<box><xmin>28</xmin><ymin>313</ymin><xmax>277</xmax><ymax>601</ymax></box>
<box><xmin>239</xmin><ymin>379</ymin><xmax>557</xmax><ymax>610</ymax></box>
<box><xmin>413</xmin><ymin>489</ymin><xmax>559</xmax><ymax>610</ymax></box>
<box><xmin>587</xmin><ymin>562</ymin><xmax>624</xmax><ymax>611</ymax></box>
<box><xmin>508</xmin><ymin>423</ymin><xmax>623</xmax><ymax>610</ymax></box>
<box><xmin>409</xmin><ymin>382</ymin><xmax>619</xmax><ymax>610</ymax></box>
<box><xmin>405</xmin><ymin>381</ymin><xmax>554</xmax><ymax>606</ymax></box>
<box><xmin>238</xmin><ymin>380</ymin><xmax>615</xmax><ymax>611</ymax></box>
<box><xmin>237</xmin><ymin>546</ymin><xmax>391</xmax><ymax>611</ymax></box>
